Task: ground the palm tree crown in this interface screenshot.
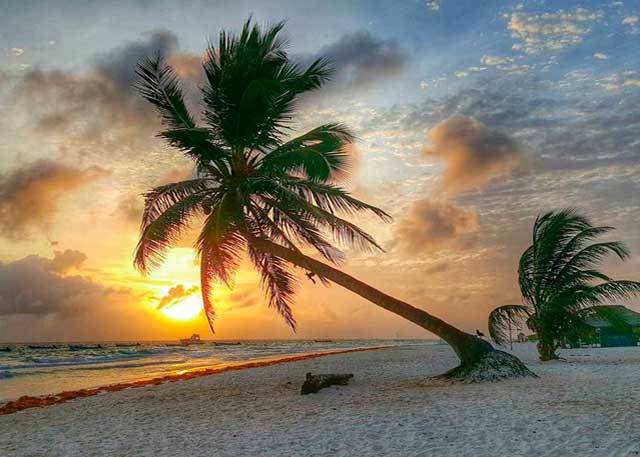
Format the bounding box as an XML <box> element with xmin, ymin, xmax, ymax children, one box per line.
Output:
<box><xmin>488</xmin><ymin>209</ymin><xmax>640</xmax><ymax>359</ymax></box>
<box><xmin>133</xmin><ymin>20</ymin><xmax>390</xmax><ymax>331</ymax></box>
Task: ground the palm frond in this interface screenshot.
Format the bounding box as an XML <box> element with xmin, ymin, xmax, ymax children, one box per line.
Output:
<box><xmin>159</xmin><ymin>128</ymin><xmax>231</xmax><ymax>174</ymax></box>
<box><xmin>248</xmin><ymin>245</ymin><xmax>297</xmax><ymax>329</ymax></box>
<box><xmin>277</xmin><ymin>178</ymin><xmax>391</xmax><ymax>221</ymax></box>
<box><xmin>140</xmin><ymin>179</ymin><xmax>212</xmax><ymax>233</ymax></box>
<box><xmin>196</xmin><ymin>197</ymin><xmax>246</xmax><ymax>332</ymax></box>
<box><xmin>134</xmin><ymin>194</ymin><xmax>205</xmax><ymax>274</ymax></box>
<box><xmin>588</xmin><ymin>280</ymin><xmax>640</xmax><ymax>304</ymax></box>
<box><xmin>259</xmin><ymin>124</ymin><xmax>356</xmax><ymax>180</ymax></box>
<box><xmin>261</xmin><ymin>191</ymin><xmax>383</xmax><ymax>253</ymax></box>
<box><xmin>201</xmin><ymin>19</ymin><xmax>331</xmax><ymax>149</ymax></box>
<box><xmin>253</xmin><ymin>196</ymin><xmax>343</xmax><ymax>264</ymax></box>
<box><xmin>488</xmin><ymin>305</ymin><xmax>531</xmax><ymax>346</ymax></box>
<box><xmin>135</xmin><ymin>55</ymin><xmax>195</xmax><ymax>129</ymax></box>
<box><xmin>553</xmin><ymin>241</ymin><xmax>630</xmax><ymax>287</ymax></box>
<box><xmin>195</xmin><ymin>194</ymin><xmax>244</xmax><ymax>286</ymax></box>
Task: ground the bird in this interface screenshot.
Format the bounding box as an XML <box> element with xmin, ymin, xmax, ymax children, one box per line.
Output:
<box><xmin>475</xmin><ymin>329</ymin><xmax>485</xmax><ymax>337</ymax></box>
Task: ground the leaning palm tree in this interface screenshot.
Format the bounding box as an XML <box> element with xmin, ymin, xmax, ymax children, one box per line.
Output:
<box><xmin>489</xmin><ymin>209</ymin><xmax>640</xmax><ymax>361</ymax></box>
<box><xmin>133</xmin><ymin>19</ymin><xmax>533</xmax><ymax>380</ymax></box>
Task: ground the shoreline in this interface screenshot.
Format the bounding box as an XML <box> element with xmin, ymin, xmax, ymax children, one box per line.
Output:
<box><xmin>0</xmin><ymin>345</ymin><xmax>389</xmax><ymax>416</ymax></box>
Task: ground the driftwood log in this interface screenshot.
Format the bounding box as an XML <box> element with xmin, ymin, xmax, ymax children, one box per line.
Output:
<box><xmin>300</xmin><ymin>372</ymin><xmax>354</xmax><ymax>395</ymax></box>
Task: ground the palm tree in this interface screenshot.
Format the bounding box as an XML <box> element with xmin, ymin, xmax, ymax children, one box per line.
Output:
<box><xmin>489</xmin><ymin>209</ymin><xmax>640</xmax><ymax>361</ymax></box>
<box><xmin>133</xmin><ymin>19</ymin><xmax>532</xmax><ymax>380</ymax></box>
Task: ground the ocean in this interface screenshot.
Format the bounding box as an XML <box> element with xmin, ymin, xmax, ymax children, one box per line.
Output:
<box><xmin>0</xmin><ymin>339</ymin><xmax>431</xmax><ymax>402</ymax></box>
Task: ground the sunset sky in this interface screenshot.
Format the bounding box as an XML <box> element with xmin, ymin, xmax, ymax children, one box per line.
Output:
<box><xmin>0</xmin><ymin>0</ymin><xmax>638</xmax><ymax>342</ymax></box>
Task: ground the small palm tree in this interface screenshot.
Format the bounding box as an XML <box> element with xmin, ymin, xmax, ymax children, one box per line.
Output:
<box><xmin>133</xmin><ymin>19</ymin><xmax>531</xmax><ymax>379</ymax></box>
<box><xmin>489</xmin><ymin>209</ymin><xmax>640</xmax><ymax>361</ymax></box>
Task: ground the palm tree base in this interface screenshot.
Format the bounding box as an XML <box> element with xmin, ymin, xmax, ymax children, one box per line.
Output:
<box><xmin>435</xmin><ymin>349</ymin><xmax>537</xmax><ymax>383</ymax></box>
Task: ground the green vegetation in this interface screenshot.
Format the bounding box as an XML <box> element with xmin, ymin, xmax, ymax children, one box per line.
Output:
<box><xmin>489</xmin><ymin>209</ymin><xmax>640</xmax><ymax>360</ymax></box>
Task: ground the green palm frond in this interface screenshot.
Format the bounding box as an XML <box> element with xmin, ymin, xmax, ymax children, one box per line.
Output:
<box><xmin>202</xmin><ymin>19</ymin><xmax>331</xmax><ymax>149</ymax></box>
<box><xmin>277</xmin><ymin>178</ymin><xmax>391</xmax><ymax>221</ymax></box>
<box><xmin>134</xmin><ymin>194</ymin><xmax>205</xmax><ymax>274</ymax></box>
<box><xmin>135</xmin><ymin>55</ymin><xmax>195</xmax><ymax>129</ymax></box>
<box><xmin>261</xmin><ymin>191</ymin><xmax>384</xmax><ymax>253</ymax></box>
<box><xmin>158</xmin><ymin>128</ymin><xmax>231</xmax><ymax>174</ymax></box>
<box><xmin>140</xmin><ymin>179</ymin><xmax>212</xmax><ymax>232</ymax></box>
<box><xmin>488</xmin><ymin>305</ymin><xmax>531</xmax><ymax>346</ymax></box>
<box><xmin>259</xmin><ymin>124</ymin><xmax>356</xmax><ymax>181</ymax></box>
<box><xmin>196</xmin><ymin>198</ymin><xmax>246</xmax><ymax>332</ymax></box>
<box><xmin>248</xmin><ymin>246</ymin><xmax>297</xmax><ymax>329</ymax></box>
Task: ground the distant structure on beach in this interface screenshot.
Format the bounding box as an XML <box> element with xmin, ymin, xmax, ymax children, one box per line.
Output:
<box><xmin>579</xmin><ymin>306</ymin><xmax>640</xmax><ymax>347</ymax></box>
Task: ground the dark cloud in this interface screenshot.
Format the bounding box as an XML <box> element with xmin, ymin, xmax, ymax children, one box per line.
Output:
<box><xmin>156</xmin><ymin>284</ymin><xmax>199</xmax><ymax>310</ymax></box>
<box><xmin>299</xmin><ymin>30</ymin><xmax>407</xmax><ymax>94</ymax></box>
<box><xmin>0</xmin><ymin>159</ymin><xmax>107</xmax><ymax>239</ymax></box>
<box><xmin>0</xmin><ymin>252</ymin><xmax>126</xmax><ymax>316</ymax></box>
<box><xmin>424</xmin><ymin>116</ymin><xmax>526</xmax><ymax>194</ymax></box>
<box><xmin>394</xmin><ymin>199</ymin><xmax>478</xmax><ymax>253</ymax></box>
<box><xmin>12</xmin><ymin>30</ymin><xmax>201</xmax><ymax>148</ymax></box>
<box><xmin>94</xmin><ymin>29</ymin><xmax>178</xmax><ymax>92</ymax></box>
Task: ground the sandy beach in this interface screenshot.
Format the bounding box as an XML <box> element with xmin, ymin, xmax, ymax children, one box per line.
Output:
<box><xmin>2</xmin><ymin>342</ymin><xmax>640</xmax><ymax>456</ymax></box>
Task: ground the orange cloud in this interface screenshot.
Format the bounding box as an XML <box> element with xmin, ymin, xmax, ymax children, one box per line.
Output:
<box><xmin>0</xmin><ymin>159</ymin><xmax>108</xmax><ymax>239</ymax></box>
<box><xmin>394</xmin><ymin>199</ymin><xmax>478</xmax><ymax>253</ymax></box>
<box><xmin>424</xmin><ymin>116</ymin><xmax>524</xmax><ymax>194</ymax></box>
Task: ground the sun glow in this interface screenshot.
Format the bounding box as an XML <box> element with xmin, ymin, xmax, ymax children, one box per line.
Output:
<box><xmin>161</xmin><ymin>295</ymin><xmax>203</xmax><ymax>321</ymax></box>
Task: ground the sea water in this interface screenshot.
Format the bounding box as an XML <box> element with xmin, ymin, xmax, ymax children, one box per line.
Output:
<box><xmin>0</xmin><ymin>340</ymin><xmax>431</xmax><ymax>402</ymax></box>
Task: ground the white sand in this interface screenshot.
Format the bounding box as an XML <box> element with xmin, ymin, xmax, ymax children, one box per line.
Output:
<box><xmin>2</xmin><ymin>343</ymin><xmax>640</xmax><ymax>457</ymax></box>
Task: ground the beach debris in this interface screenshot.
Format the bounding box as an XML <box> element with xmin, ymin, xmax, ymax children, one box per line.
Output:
<box><xmin>300</xmin><ymin>372</ymin><xmax>354</xmax><ymax>395</ymax></box>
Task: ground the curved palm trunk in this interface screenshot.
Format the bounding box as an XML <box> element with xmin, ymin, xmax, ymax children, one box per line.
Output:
<box><xmin>252</xmin><ymin>239</ymin><xmax>496</xmax><ymax>368</ymax></box>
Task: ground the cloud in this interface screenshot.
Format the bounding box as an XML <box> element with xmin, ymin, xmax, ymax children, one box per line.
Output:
<box><xmin>505</xmin><ymin>7</ymin><xmax>602</xmax><ymax>54</ymax></box>
<box><xmin>301</xmin><ymin>30</ymin><xmax>407</xmax><ymax>94</ymax></box>
<box><xmin>10</xmin><ymin>48</ymin><xmax>25</xmax><ymax>56</ymax></box>
<box><xmin>480</xmin><ymin>55</ymin><xmax>514</xmax><ymax>66</ymax></box>
<box><xmin>593</xmin><ymin>52</ymin><xmax>609</xmax><ymax>60</ymax></box>
<box><xmin>423</xmin><ymin>116</ymin><xmax>526</xmax><ymax>193</ymax></box>
<box><xmin>622</xmin><ymin>15</ymin><xmax>639</xmax><ymax>33</ymax></box>
<box><xmin>46</xmin><ymin>249</ymin><xmax>87</xmax><ymax>273</ymax></box>
<box><xmin>11</xmin><ymin>30</ymin><xmax>200</xmax><ymax>148</ymax></box>
<box><xmin>94</xmin><ymin>29</ymin><xmax>178</xmax><ymax>92</ymax></box>
<box><xmin>0</xmin><ymin>159</ymin><xmax>108</xmax><ymax>239</ymax></box>
<box><xmin>157</xmin><ymin>284</ymin><xmax>199</xmax><ymax>310</ymax></box>
<box><xmin>394</xmin><ymin>199</ymin><xmax>478</xmax><ymax>253</ymax></box>
<box><xmin>425</xmin><ymin>0</ymin><xmax>441</xmax><ymax>11</ymax></box>
<box><xmin>0</xmin><ymin>251</ymin><xmax>126</xmax><ymax>316</ymax></box>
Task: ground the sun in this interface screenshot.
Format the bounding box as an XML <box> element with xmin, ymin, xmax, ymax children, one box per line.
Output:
<box><xmin>161</xmin><ymin>295</ymin><xmax>203</xmax><ymax>321</ymax></box>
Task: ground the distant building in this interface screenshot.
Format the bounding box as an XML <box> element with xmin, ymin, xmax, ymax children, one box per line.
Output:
<box><xmin>580</xmin><ymin>306</ymin><xmax>640</xmax><ymax>347</ymax></box>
